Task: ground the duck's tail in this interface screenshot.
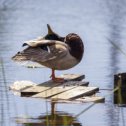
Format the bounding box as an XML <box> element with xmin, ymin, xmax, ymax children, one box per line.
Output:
<box><xmin>12</xmin><ymin>49</ymin><xmax>29</xmax><ymax>62</ymax></box>
<box><xmin>12</xmin><ymin>46</ymin><xmax>51</xmax><ymax>64</ymax></box>
<box><xmin>12</xmin><ymin>49</ymin><xmax>30</xmax><ymax>66</ymax></box>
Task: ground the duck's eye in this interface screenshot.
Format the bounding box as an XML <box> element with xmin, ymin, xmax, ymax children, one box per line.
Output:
<box><xmin>40</xmin><ymin>45</ymin><xmax>50</xmax><ymax>53</ymax></box>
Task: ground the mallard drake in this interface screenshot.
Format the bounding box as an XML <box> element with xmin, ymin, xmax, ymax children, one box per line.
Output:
<box><xmin>12</xmin><ymin>24</ymin><xmax>84</xmax><ymax>82</ymax></box>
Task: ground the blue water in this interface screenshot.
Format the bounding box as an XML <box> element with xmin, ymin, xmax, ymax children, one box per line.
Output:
<box><xmin>0</xmin><ymin>0</ymin><xmax>126</xmax><ymax>125</ymax></box>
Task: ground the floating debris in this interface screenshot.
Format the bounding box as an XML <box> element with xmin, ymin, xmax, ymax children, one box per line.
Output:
<box><xmin>9</xmin><ymin>80</ymin><xmax>36</xmax><ymax>91</ymax></box>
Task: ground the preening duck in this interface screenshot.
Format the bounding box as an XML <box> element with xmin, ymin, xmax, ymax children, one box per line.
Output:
<box><xmin>12</xmin><ymin>24</ymin><xmax>84</xmax><ymax>82</ymax></box>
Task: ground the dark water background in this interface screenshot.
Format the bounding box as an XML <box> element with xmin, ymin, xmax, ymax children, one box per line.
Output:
<box><xmin>0</xmin><ymin>0</ymin><xmax>126</xmax><ymax>126</ymax></box>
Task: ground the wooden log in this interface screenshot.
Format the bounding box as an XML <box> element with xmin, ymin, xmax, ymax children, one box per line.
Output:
<box><xmin>21</xmin><ymin>81</ymin><xmax>89</xmax><ymax>97</ymax></box>
<box><xmin>50</xmin><ymin>87</ymin><xmax>99</xmax><ymax>100</ymax></box>
<box><xmin>114</xmin><ymin>73</ymin><xmax>126</xmax><ymax>104</ymax></box>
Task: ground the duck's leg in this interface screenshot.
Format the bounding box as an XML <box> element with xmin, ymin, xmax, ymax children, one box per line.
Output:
<box><xmin>50</xmin><ymin>69</ymin><xmax>64</xmax><ymax>83</ymax></box>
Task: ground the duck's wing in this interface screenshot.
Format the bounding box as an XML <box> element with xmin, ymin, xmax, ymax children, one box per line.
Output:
<box><xmin>12</xmin><ymin>40</ymin><xmax>69</xmax><ymax>63</ymax></box>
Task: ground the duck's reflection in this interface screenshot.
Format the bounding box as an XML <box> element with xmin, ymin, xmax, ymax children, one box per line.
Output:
<box><xmin>15</xmin><ymin>102</ymin><xmax>82</xmax><ymax>126</ymax></box>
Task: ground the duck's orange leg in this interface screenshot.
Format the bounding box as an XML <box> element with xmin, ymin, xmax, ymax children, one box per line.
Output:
<box><xmin>50</xmin><ymin>69</ymin><xmax>64</xmax><ymax>83</ymax></box>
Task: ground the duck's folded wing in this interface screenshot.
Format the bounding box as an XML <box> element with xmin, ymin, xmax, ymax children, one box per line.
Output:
<box><xmin>12</xmin><ymin>40</ymin><xmax>69</xmax><ymax>63</ymax></box>
<box><xmin>23</xmin><ymin>39</ymin><xmax>67</xmax><ymax>47</ymax></box>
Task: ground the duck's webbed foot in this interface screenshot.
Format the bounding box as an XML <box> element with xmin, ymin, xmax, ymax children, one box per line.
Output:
<box><xmin>50</xmin><ymin>69</ymin><xmax>64</xmax><ymax>83</ymax></box>
<box><xmin>52</xmin><ymin>77</ymin><xmax>64</xmax><ymax>83</ymax></box>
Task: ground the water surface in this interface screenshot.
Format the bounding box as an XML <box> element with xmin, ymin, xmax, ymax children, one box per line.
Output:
<box><xmin>0</xmin><ymin>0</ymin><xmax>126</xmax><ymax>126</ymax></box>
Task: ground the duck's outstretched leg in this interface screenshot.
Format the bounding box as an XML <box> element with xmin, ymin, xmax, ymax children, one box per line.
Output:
<box><xmin>50</xmin><ymin>69</ymin><xmax>64</xmax><ymax>83</ymax></box>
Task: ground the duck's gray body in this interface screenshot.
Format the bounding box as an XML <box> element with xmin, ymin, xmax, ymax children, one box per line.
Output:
<box><xmin>12</xmin><ymin>25</ymin><xmax>84</xmax><ymax>71</ymax></box>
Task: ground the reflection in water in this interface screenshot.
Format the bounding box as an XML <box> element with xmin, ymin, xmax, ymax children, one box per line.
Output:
<box><xmin>15</xmin><ymin>112</ymin><xmax>81</xmax><ymax>126</ymax></box>
<box><xmin>106</xmin><ymin>1</ymin><xmax>126</xmax><ymax>126</ymax></box>
<box><xmin>107</xmin><ymin>0</ymin><xmax>124</xmax><ymax>75</ymax></box>
<box><xmin>0</xmin><ymin>58</ymin><xmax>11</xmax><ymax>126</ymax></box>
<box><xmin>15</xmin><ymin>102</ymin><xmax>82</xmax><ymax>126</ymax></box>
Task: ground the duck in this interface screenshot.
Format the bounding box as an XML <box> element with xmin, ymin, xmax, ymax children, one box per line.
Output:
<box><xmin>12</xmin><ymin>24</ymin><xmax>84</xmax><ymax>82</ymax></box>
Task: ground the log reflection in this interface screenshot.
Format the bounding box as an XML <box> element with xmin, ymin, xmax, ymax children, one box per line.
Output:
<box><xmin>15</xmin><ymin>101</ymin><xmax>82</xmax><ymax>126</ymax></box>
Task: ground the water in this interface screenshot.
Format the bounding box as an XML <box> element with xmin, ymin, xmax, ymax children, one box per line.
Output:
<box><xmin>0</xmin><ymin>0</ymin><xmax>126</xmax><ymax>125</ymax></box>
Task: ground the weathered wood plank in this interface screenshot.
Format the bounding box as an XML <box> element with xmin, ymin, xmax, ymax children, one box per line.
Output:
<box><xmin>50</xmin><ymin>96</ymin><xmax>105</xmax><ymax>103</ymax></box>
<box><xmin>51</xmin><ymin>87</ymin><xmax>99</xmax><ymax>100</ymax></box>
<box><xmin>76</xmin><ymin>96</ymin><xmax>105</xmax><ymax>103</ymax></box>
<box><xmin>61</xmin><ymin>74</ymin><xmax>85</xmax><ymax>81</ymax></box>
<box><xmin>32</xmin><ymin>83</ymin><xmax>89</xmax><ymax>98</ymax></box>
<box><xmin>21</xmin><ymin>81</ymin><xmax>55</xmax><ymax>97</ymax></box>
<box><xmin>35</xmin><ymin>87</ymin><xmax>99</xmax><ymax>100</ymax></box>
<box><xmin>32</xmin><ymin>86</ymin><xmax>78</xmax><ymax>98</ymax></box>
<box><xmin>10</xmin><ymin>73</ymin><xmax>105</xmax><ymax>103</ymax></box>
<box><xmin>11</xmin><ymin>74</ymin><xmax>84</xmax><ymax>92</ymax></box>
<box><xmin>21</xmin><ymin>81</ymin><xmax>89</xmax><ymax>97</ymax></box>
